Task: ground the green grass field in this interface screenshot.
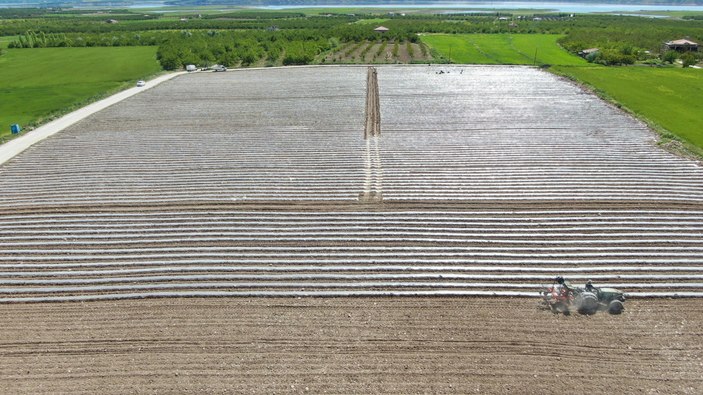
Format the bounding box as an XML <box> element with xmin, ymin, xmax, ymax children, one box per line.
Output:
<box><xmin>0</xmin><ymin>36</ymin><xmax>18</xmax><ymax>49</ymax></box>
<box><xmin>0</xmin><ymin>46</ymin><xmax>161</xmax><ymax>141</ymax></box>
<box><xmin>553</xmin><ymin>65</ymin><xmax>703</xmax><ymax>154</ymax></box>
<box><xmin>353</xmin><ymin>18</ymin><xmax>389</xmax><ymax>25</ymax></box>
<box><xmin>422</xmin><ymin>34</ymin><xmax>587</xmax><ymax>66</ymax></box>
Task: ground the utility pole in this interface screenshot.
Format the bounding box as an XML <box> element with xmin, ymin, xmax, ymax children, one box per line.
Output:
<box><xmin>533</xmin><ymin>48</ymin><xmax>538</xmax><ymax>66</ymax></box>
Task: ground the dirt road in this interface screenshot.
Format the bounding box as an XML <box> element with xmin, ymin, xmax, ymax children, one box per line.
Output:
<box><xmin>1</xmin><ymin>297</ymin><xmax>701</xmax><ymax>394</ymax></box>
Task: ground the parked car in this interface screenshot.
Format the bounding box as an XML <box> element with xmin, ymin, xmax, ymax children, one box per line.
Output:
<box><xmin>136</xmin><ymin>80</ymin><xmax>146</xmax><ymax>87</ymax></box>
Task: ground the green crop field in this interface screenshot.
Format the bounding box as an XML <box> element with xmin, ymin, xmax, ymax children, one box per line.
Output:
<box><xmin>0</xmin><ymin>46</ymin><xmax>161</xmax><ymax>142</ymax></box>
<box><xmin>553</xmin><ymin>65</ymin><xmax>703</xmax><ymax>154</ymax></box>
<box><xmin>422</xmin><ymin>34</ymin><xmax>587</xmax><ymax>66</ymax></box>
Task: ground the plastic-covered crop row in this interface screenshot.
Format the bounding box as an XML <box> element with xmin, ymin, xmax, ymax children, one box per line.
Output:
<box><xmin>0</xmin><ymin>66</ymin><xmax>701</xmax><ymax>302</ymax></box>
<box><xmin>1</xmin><ymin>66</ymin><xmax>701</xmax><ymax>207</ymax></box>
<box><xmin>0</xmin><ymin>209</ymin><xmax>701</xmax><ymax>302</ymax></box>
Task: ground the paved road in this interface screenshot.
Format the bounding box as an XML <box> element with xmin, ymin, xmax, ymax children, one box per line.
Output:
<box><xmin>0</xmin><ymin>71</ymin><xmax>186</xmax><ymax>166</ymax></box>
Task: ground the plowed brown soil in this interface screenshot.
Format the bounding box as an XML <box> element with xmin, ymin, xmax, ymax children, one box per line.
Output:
<box><xmin>1</xmin><ymin>199</ymin><xmax>701</xmax><ymax>216</ymax></box>
<box><xmin>1</xmin><ymin>298</ymin><xmax>701</xmax><ymax>394</ymax></box>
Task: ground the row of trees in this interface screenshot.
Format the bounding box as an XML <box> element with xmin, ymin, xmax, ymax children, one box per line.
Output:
<box><xmin>5</xmin><ymin>12</ymin><xmax>703</xmax><ymax>69</ymax></box>
<box><xmin>0</xmin><ymin>11</ymin><xmax>612</xmax><ymax>37</ymax></box>
<box><xmin>156</xmin><ymin>30</ymin><xmax>335</xmax><ymax>69</ymax></box>
<box><xmin>582</xmin><ymin>46</ymin><xmax>701</xmax><ymax>66</ymax></box>
<box><xmin>556</xmin><ymin>15</ymin><xmax>703</xmax><ymax>66</ymax></box>
<box><xmin>0</xmin><ymin>14</ymin><xmax>353</xmax><ymax>36</ymax></box>
<box><xmin>6</xmin><ymin>11</ymin><xmax>702</xmax><ymax>45</ymax></box>
<box><xmin>8</xmin><ymin>30</ymin><xmax>168</xmax><ymax>48</ymax></box>
<box><xmin>7</xmin><ymin>28</ymin><xmax>338</xmax><ymax>68</ymax></box>
<box><xmin>559</xmin><ymin>15</ymin><xmax>703</xmax><ymax>55</ymax></box>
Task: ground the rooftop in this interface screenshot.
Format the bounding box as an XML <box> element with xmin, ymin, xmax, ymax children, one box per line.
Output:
<box><xmin>666</xmin><ymin>39</ymin><xmax>698</xmax><ymax>46</ymax></box>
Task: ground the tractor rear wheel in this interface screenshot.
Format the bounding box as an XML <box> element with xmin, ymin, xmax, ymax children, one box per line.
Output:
<box><xmin>608</xmin><ymin>300</ymin><xmax>624</xmax><ymax>315</ymax></box>
<box><xmin>575</xmin><ymin>292</ymin><xmax>599</xmax><ymax>315</ymax></box>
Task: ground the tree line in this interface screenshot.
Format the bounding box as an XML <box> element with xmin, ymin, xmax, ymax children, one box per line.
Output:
<box><xmin>558</xmin><ymin>15</ymin><xmax>703</xmax><ymax>65</ymax></box>
<box><xmin>156</xmin><ymin>30</ymin><xmax>334</xmax><ymax>69</ymax></box>
<box><xmin>5</xmin><ymin>12</ymin><xmax>703</xmax><ymax>68</ymax></box>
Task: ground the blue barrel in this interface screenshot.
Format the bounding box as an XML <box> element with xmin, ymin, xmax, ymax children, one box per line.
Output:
<box><xmin>10</xmin><ymin>124</ymin><xmax>21</xmax><ymax>134</ymax></box>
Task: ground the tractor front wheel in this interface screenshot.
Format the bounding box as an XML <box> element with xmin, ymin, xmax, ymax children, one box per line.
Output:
<box><xmin>575</xmin><ymin>292</ymin><xmax>599</xmax><ymax>315</ymax></box>
<box><xmin>608</xmin><ymin>300</ymin><xmax>624</xmax><ymax>315</ymax></box>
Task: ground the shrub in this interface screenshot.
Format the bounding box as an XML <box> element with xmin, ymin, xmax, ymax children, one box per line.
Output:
<box><xmin>681</xmin><ymin>52</ymin><xmax>697</xmax><ymax>68</ymax></box>
<box><xmin>662</xmin><ymin>50</ymin><xmax>678</xmax><ymax>64</ymax></box>
<box><xmin>591</xmin><ymin>48</ymin><xmax>635</xmax><ymax>66</ymax></box>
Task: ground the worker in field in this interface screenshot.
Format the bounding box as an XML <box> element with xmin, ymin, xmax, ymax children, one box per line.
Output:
<box><xmin>585</xmin><ymin>279</ymin><xmax>600</xmax><ymax>298</ymax></box>
<box><xmin>585</xmin><ymin>280</ymin><xmax>595</xmax><ymax>291</ymax></box>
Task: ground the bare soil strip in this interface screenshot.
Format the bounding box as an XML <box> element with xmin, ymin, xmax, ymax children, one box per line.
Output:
<box><xmin>1</xmin><ymin>199</ymin><xmax>702</xmax><ymax>216</ymax></box>
<box><xmin>0</xmin><ymin>297</ymin><xmax>701</xmax><ymax>394</ymax></box>
<box><xmin>365</xmin><ymin>66</ymin><xmax>381</xmax><ymax>139</ymax></box>
<box><xmin>324</xmin><ymin>40</ymin><xmax>431</xmax><ymax>64</ymax></box>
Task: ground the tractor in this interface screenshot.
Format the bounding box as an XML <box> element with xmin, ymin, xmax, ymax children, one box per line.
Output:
<box><xmin>540</xmin><ymin>277</ymin><xmax>626</xmax><ymax>315</ymax></box>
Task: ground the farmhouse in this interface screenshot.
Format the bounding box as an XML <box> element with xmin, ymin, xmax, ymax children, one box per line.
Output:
<box><xmin>374</xmin><ymin>26</ymin><xmax>390</xmax><ymax>34</ymax></box>
<box><xmin>664</xmin><ymin>39</ymin><xmax>699</xmax><ymax>52</ymax></box>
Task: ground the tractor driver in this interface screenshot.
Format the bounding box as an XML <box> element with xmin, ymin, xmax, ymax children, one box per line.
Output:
<box><xmin>585</xmin><ymin>279</ymin><xmax>600</xmax><ymax>297</ymax></box>
<box><xmin>585</xmin><ymin>280</ymin><xmax>595</xmax><ymax>291</ymax></box>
